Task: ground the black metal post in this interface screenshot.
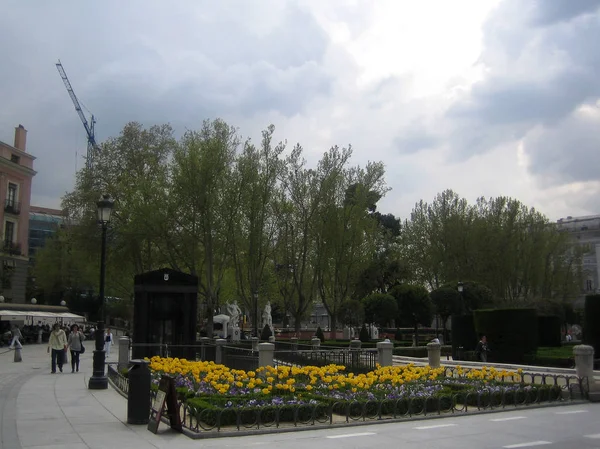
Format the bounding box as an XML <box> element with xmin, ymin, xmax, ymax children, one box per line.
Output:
<box><xmin>89</xmin><ymin>223</ymin><xmax>108</xmax><ymax>389</ymax></box>
<box><xmin>253</xmin><ymin>293</ymin><xmax>258</xmax><ymax>337</ymax></box>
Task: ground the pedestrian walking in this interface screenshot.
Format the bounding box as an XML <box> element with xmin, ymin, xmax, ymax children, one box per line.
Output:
<box><xmin>48</xmin><ymin>323</ymin><xmax>68</xmax><ymax>373</ymax></box>
<box><xmin>67</xmin><ymin>324</ymin><xmax>85</xmax><ymax>373</ymax></box>
<box><xmin>8</xmin><ymin>325</ymin><xmax>23</xmax><ymax>350</ymax></box>
<box><xmin>104</xmin><ymin>328</ymin><xmax>113</xmax><ymax>358</ymax></box>
<box><xmin>475</xmin><ymin>335</ymin><xmax>490</xmax><ymax>363</ymax></box>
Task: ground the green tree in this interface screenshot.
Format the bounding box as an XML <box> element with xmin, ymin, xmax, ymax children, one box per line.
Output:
<box><xmin>170</xmin><ymin>119</ymin><xmax>240</xmax><ymax>334</ymax></box>
<box><xmin>430</xmin><ymin>287</ymin><xmax>462</xmax><ymax>342</ymax></box>
<box><xmin>362</xmin><ymin>292</ymin><xmax>398</xmax><ymax>327</ymax></box>
<box><xmin>314</xmin><ymin>148</ymin><xmax>389</xmax><ymax>334</ymax></box>
<box><xmin>390</xmin><ymin>284</ymin><xmax>433</xmax><ymax>345</ymax></box>
<box><xmin>229</xmin><ymin>125</ymin><xmax>284</xmax><ymax>324</ymax></box>
<box><xmin>337</xmin><ymin>299</ymin><xmax>365</xmax><ymax>327</ymax></box>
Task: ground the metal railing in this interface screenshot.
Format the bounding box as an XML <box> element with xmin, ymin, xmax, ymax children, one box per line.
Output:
<box><xmin>222</xmin><ymin>345</ymin><xmax>259</xmax><ymax>371</ymax></box>
<box><xmin>107</xmin><ymin>358</ymin><xmax>590</xmax><ymax>437</ymax></box>
<box><xmin>274</xmin><ymin>348</ymin><xmax>378</xmax><ymax>373</ymax></box>
<box><xmin>4</xmin><ymin>199</ymin><xmax>21</xmax><ymax>215</ymax></box>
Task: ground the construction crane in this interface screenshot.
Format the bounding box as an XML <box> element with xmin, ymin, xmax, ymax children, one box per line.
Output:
<box><xmin>56</xmin><ymin>60</ymin><xmax>98</xmax><ymax>170</ymax></box>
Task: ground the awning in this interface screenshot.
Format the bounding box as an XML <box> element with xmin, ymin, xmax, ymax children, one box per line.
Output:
<box><xmin>0</xmin><ymin>310</ymin><xmax>87</xmax><ymax>322</ymax></box>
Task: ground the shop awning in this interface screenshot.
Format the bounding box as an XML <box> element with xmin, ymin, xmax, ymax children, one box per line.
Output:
<box><xmin>0</xmin><ymin>310</ymin><xmax>87</xmax><ymax>322</ymax></box>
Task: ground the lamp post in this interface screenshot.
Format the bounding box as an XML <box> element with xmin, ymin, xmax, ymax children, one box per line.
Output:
<box><xmin>89</xmin><ymin>194</ymin><xmax>114</xmax><ymax>390</ymax></box>
<box><xmin>253</xmin><ymin>292</ymin><xmax>258</xmax><ymax>337</ymax></box>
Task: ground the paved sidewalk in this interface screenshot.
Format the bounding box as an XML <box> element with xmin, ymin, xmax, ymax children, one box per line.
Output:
<box><xmin>0</xmin><ymin>342</ymin><xmax>198</xmax><ymax>449</ymax></box>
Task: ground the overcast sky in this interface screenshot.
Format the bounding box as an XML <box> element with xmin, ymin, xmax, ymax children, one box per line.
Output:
<box><xmin>1</xmin><ymin>0</ymin><xmax>599</xmax><ymax>221</ymax></box>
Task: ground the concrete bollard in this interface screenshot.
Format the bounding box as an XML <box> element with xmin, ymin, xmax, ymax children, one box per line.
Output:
<box><xmin>573</xmin><ymin>345</ymin><xmax>595</xmax><ymax>382</ymax></box>
<box><xmin>14</xmin><ymin>347</ymin><xmax>22</xmax><ymax>362</ymax></box>
<box><xmin>311</xmin><ymin>337</ymin><xmax>321</xmax><ymax>350</ymax></box>
<box><xmin>199</xmin><ymin>337</ymin><xmax>211</xmax><ymax>361</ymax></box>
<box><xmin>377</xmin><ymin>340</ymin><xmax>394</xmax><ymax>367</ymax></box>
<box><xmin>427</xmin><ymin>342</ymin><xmax>441</xmax><ymax>368</ymax></box>
<box><xmin>118</xmin><ymin>336</ymin><xmax>130</xmax><ymax>372</ymax></box>
<box><xmin>38</xmin><ymin>329</ymin><xmax>43</xmax><ymax>344</ymax></box>
<box><xmin>258</xmin><ymin>342</ymin><xmax>275</xmax><ymax>368</ymax></box>
<box><xmin>268</xmin><ymin>335</ymin><xmax>276</xmax><ymax>343</ymax></box>
<box><xmin>215</xmin><ymin>338</ymin><xmax>227</xmax><ymax>365</ymax></box>
<box><xmin>350</xmin><ymin>339</ymin><xmax>361</xmax><ymax>366</ymax></box>
<box><xmin>290</xmin><ymin>337</ymin><xmax>299</xmax><ymax>352</ymax></box>
<box><xmin>251</xmin><ymin>337</ymin><xmax>259</xmax><ymax>352</ymax></box>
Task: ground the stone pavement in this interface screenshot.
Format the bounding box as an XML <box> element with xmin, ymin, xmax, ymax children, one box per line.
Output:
<box><xmin>0</xmin><ymin>342</ymin><xmax>197</xmax><ymax>449</ymax></box>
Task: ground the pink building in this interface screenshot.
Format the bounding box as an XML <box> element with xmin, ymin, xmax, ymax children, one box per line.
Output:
<box><xmin>0</xmin><ymin>125</ymin><xmax>37</xmax><ymax>303</ymax></box>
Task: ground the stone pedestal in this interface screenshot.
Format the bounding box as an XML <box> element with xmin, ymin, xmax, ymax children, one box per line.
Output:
<box><xmin>573</xmin><ymin>345</ymin><xmax>595</xmax><ymax>381</ymax></box>
<box><xmin>343</xmin><ymin>327</ymin><xmax>351</xmax><ymax>340</ymax></box>
<box><xmin>268</xmin><ymin>335</ymin><xmax>275</xmax><ymax>343</ymax></box>
<box><xmin>311</xmin><ymin>337</ymin><xmax>321</xmax><ymax>350</ymax></box>
<box><xmin>251</xmin><ymin>337</ymin><xmax>259</xmax><ymax>351</ymax></box>
<box><xmin>258</xmin><ymin>342</ymin><xmax>274</xmax><ymax>368</ymax></box>
<box><xmin>427</xmin><ymin>342</ymin><xmax>441</xmax><ymax>368</ymax></box>
<box><xmin>118</xmin><ymin>336</ymin><xmax>130</xmax><ymax>371</ymax></box>
<box><xmin>350</xmin><ymin>339</ymin><xmax>361</xmax><ymax>366</ymax></box>
<box><xmin>215</xmin><ymin>338</ymin><xmax>227</xmax><ymax>365</ymax></box>
<box><xmin>228</xmin><ymin>326</ymin><xmax>241</xmax><ymax>342</ymax></box>
<box><xmin>377</xmin><ymin>340</ymin><xmax>393</xmax><ymax>367</ymax></box>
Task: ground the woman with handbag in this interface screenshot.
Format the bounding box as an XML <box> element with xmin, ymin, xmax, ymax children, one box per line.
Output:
<box><xmin>68</xmin><ymin>324</ymin><xmax>85</xmax><ymax>373</ymax></box>
<box><xmin>48</xmin><ymin>323</ymin><xmax>68</xmax><ymax>373</ymax></box>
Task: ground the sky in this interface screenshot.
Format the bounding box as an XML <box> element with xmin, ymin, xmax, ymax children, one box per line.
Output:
<box><xmin>1</xmin><ymin>0</ymin><xmax>599</xmax><ymax>222</ymax></box>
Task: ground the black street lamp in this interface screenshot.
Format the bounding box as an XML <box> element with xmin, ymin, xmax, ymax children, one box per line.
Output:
<box><xmin>88</xmin><ymin>194</ymin><xmax>114</xmax><ymax>390</ymax></box>
<box><xmin>253</xmin><ymin>292</ymin><xmax>259</xmax><ymax>337</ymax></box>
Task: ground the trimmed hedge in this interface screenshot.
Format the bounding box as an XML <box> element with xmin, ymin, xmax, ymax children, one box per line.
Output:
<box><xmin>537</xmin><ymin>315</ymin><xmax>562</xmax><ymax>347</ymax></box>
<box><xmin>451</xmin><ymin>315</ymin><xmax>477</xmax><ymax>360</ymax></box>
<box><xmin>393</xmin><ymin>345</ymin><xmax>452</xmax><ymax>358</ymax></box>
<box><xmin>473</xmin><ymin>308</ymin><xmax>538</xmax><ymax>364</ymax></box>
<box><xmin>584</xmin><ymin>295</ymin><xmax>600</xmax><ymax>354</ymax></box>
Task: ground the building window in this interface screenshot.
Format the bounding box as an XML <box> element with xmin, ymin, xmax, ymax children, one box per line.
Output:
<box><xmin>7</xmin><ymin>183</ymin><xmax>17</xmax><ymax>206</ymax></box>
<box><xmin>586</xmin><ymin>279</ymin><xmax>594</xmax><ymax>291</ymax></box>
<box><xmin>10</xmin><ymin>154</ymin><xmax>20</xmax><ymax>164</ymax></box>
<box><xmin>4</xmin><ymin>221</ymin><xmax>15</xmax><ymax>246</ymax></box>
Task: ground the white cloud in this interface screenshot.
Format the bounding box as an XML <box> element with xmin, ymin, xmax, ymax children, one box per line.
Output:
<box><xmin>0</xmin><ymin>0</ymin><xmax>598</xmax><ymax>222</ymax></box>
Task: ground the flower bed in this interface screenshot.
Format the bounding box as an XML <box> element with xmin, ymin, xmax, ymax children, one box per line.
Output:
<box><xmin>146</xmin><ymin>357</ymin><xmax>564</xmax><ymax>429</ymax></box>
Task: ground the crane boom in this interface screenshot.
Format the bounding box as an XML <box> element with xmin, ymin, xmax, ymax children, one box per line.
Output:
<box><xmin>56</xmin><ymin>60</ymin><xmax>98</xmax><ymax>169</ymax></box>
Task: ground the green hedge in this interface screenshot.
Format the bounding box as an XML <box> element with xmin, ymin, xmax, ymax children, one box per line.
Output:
<box><xmin>393</xmin><ymin>345</ymin><xmax>452</xmax><ymax>358</ymax></box>
<box><xmin>584</xmin><ymin>295</ymin><xmax>600</xmax><ymax>354</ymax></box>
<box><xmin>473</xmin><ymin>308</ymin><xmax>538</xmax><ymax>364</ymax></box>
<box><xmin>537</xmin><ymin>316</ymin><xmax>562</xmax><ymax>347</ymax></box>
<box><xmin>451</xmin><ymin>315</ymin><xmax>477</xmax><ymax>360</ymax></box>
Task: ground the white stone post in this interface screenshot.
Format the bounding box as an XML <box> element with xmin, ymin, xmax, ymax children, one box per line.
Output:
<box><xmin>377</xmin><ymin>340</ymin><xmax>394</xmax><ymax>367</ymax></box>
<box><xmin>14</xmin><ymin>347</ymin><xmax>22</xmax><ymax>362</ymax></box>
<box><xmin>215</xmin><ymin>338</ymin><xmax>227</xmax><ymax>365</ymax></box>
<box><xmin>427</xmin><ymin>342</ymin><xmax>441</xmax><ymax>368</ymax></box>
<box><xmin>251</xmin><ymin>336</ymin><xmax>260</xmax><ymax>351</ymax></box>
<box><xmin>311</xmin><ymin>337</ymin><xmax>321</xmax><ymax>350</ymax></box>
<box><xmin>573</xmin><ymin>345</ymin><xmax>595</xmax><ymax>382</ymax></box>
<box><xmin>268</xmin><ymin>335</ymin><xmax>276</xmax><ymax>343</ymax></box>
<box><xmin>350</xmin><ymin>339</ymin><xmax>361</xmax><ymax>366</ymax></box>
<box><xmin>118</xmin><ymin>336</ymin><xmax>130</xmax><ymax>371</ymax></box>
<box><xmin>258</xmin><ymin>342</ymin><xmax>275</xmax><ymax>368</ymax></box>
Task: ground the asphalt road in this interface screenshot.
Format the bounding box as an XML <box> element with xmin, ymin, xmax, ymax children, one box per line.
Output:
<box><xmin>195</xmin><ymin>403</ymin><xmax>600</xmax><ymax>449</ymax></box>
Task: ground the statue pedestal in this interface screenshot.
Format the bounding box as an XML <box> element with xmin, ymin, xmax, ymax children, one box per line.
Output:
<box><xmin>228</xmin><ymin>326</ymin><xmax>241</xmax><ymax>342</ymax></box>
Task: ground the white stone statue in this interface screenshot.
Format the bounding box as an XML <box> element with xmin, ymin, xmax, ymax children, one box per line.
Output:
<box><xmin>262</xmin><ymin>301</ymin><xmax>273</xmax><ymax>330</ymax></box>
<box><xmin>226</xmin><ymin>300</ymin><xmax>242</xmax><ymax>328</ymax></box>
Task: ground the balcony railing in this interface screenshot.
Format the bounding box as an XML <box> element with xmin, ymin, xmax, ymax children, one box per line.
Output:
<box><xmin>4</xmin><ymin>200</ymin><xmax>21</xmax><ymax>215</ymax></box>
<box><xmin>2</xmin><ymin>241</ymin><xmax>22</xmax><ymax>256</ymax></box>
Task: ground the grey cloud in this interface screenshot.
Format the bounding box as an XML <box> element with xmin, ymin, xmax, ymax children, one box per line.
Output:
<box><xmin>529</xmin><ymin>0</ymin><xmax>600</xmax><ymax>26</ymax></box>
<box><xmin>524</xmin><ymin>108</ymin><xmax>600</xmax><ymax>186</ymax></box>
<box><xmin>0</xmin><ymin>0</ymin><xmax>333</xmax><ymax>208</ymax></box>
<box><xmin>435</xmin><ymin>0</ymin><xmax>600</xmax><ymax>184</ymax></box>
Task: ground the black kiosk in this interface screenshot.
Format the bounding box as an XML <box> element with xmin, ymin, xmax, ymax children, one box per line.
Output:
<box><xmin>132</xmin><ymin>268</ymin><xmax>198</xmax><ymax>360</ymax></box>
